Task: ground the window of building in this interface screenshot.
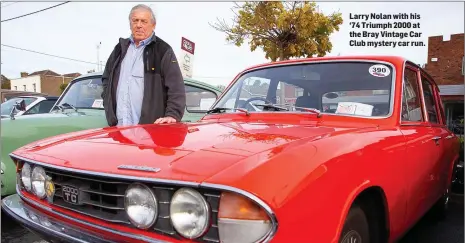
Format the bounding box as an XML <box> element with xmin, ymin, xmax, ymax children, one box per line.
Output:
<box><xmin>14</xmin><ymin>86</ymin><xmax>17</xmax><ymax>90</ymax></box>
<box><xmin>23</xmin><ymin>85</ymin><xmax>26</xmax><ymax>91</ymax></box>
<box><xmin>33</xmin><ymin>83</ymin><xmax>36</xmax><ymax>92</ymax></box>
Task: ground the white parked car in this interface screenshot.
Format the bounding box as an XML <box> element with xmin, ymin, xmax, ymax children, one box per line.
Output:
<box><xmin>1</xmin><ymin>95</ymin><xmax>59</xmax><ymax>119</ymax></box>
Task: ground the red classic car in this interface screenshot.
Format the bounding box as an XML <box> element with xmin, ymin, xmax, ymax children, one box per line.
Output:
<box><xmin>2</xmin><ymin>56</ymin><xmax>460</xmax><ymax>243</ymax></box>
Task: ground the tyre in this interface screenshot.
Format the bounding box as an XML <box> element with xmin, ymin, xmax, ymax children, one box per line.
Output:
<box><xmin>339</xmin><ymin>205</ymin><xmax>370</xmax><ymax>243</ymax></box>
<box><xmin>430</xmin><ymin>184</ymin><xmax>450</xmax><ymax>220</ymax></box>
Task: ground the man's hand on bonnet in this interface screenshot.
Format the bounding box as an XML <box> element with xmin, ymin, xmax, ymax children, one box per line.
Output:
<box><xmin>154</xmin><ymin>116</ymin><xmax>177</xmax><ymax>124</ymax></box>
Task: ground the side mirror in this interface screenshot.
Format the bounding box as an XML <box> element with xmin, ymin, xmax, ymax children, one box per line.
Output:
<box><xmin>15</xmin><ymin>99</ymin><xmax>26</xmax><ymax>111</ymax></box>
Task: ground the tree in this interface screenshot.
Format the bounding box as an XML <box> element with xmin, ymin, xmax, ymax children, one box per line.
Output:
<box><xmin>210</xmin><ymin>2</ymin><xmax>343</xmax><ymax>61</ymax></box>
<box><xmin>59</xmin><ymin>83</ymin><xmax>68</xmax><ymax>94</ymax></box>
<box><xmin>1</xmin><ymin>79</ymin><xmax>10</xmax><ymax>89</ymax></box>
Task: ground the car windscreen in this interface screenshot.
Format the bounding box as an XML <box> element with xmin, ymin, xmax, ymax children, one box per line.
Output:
<box><xmin>213</xmin><ymin>61</ymin><xmax>394</xmax><ymax>117</ymax></box>
<box><xmin>54</xmin><ymin>77</ymin><xmax>103</xmax><ymax>110</ymax></box>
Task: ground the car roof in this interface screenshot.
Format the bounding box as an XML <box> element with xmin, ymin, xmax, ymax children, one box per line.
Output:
<box><xmin>242</xmin><ymin>55</ymin><xmax>409</xmax><ymax>72</ymax></box>
<box><xmin>71</xmin><ymin>71</ymin><xmax>222</xmax><ymax>92</ymax></box>
<box><xmin>74</xmin><ymin>71</ymin><xmax>104</xmax><ymax>79</ymax></box>
<box><xmin>11</xmin><ymin>95</ymin><xmax>46</xmax><ymax>99</ymax></box>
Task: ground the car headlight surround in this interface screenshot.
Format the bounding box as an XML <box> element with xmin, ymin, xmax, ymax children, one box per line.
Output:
<box><xmin>31</xmin><ymin>166</ymin><xmax>47</xmax><ymax>198</ymax></box>
<box><xmin>21</xmin><ymin>163</ymin><xmax>32</xmax><ymax>192</ymax></box>
<box><xmin>170</xmin><ymin>187</ymin><xmax>211</xmax><ymax>239</ymax></box>
<box><xmin>124</xmin><ymin>183</ymin><xmax>158</xmax><ymax>229</ymax></box>
<box><xmin>217</xmin><ymin>191</ymin><xmax>275</xmax><ymax>243</ymax></box>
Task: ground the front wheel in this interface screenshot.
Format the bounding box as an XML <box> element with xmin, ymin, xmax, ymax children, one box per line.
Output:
<box><xmin>430</xmin><ymin>182</ymin><xmax>451</xmax><ymax>220</ymax></box>
<box><xmin>339</xmin><ymin>205</ymin><xmax>370</xmax><ymax>243</ymax></box>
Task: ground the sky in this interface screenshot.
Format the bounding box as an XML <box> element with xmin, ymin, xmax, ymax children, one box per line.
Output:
<box><xmin>1</xmin><ymin>1</ymin><xmax>464</xmax><ymax>87</ymax></box>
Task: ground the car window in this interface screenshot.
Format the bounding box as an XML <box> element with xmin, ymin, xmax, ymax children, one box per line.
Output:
<box><xmin>221</xmin><ymin>77</ymin><xmax>271</xmax><ymax>111</ymax></box>
<box><xmin>401</xmin><ymin>68</ymin><xmax>423</xmax><ymax>122</ymax></box>
<box><xmin>420</xmin><ymin>75</ymin><xmax>439</xmax><ymax>124</ymax></box>
<box><xmin>213</xmin><ymin>61</ymin><xmax>394</xmax><ymax>117</ymax></box>
<box><xmin>0</xmin><ymin>97</ymin><xmax>37</xmax><ymax>115</ymax></box>
<box><xmin>54</xmin><ymin>77</ymin><xmax>103</xmax><ymax>110</ymax></box>
<box><xmin>185</xmin><ymin>84</ymin><xmax>218</xmax><ymax>112</ymax></box>
<box><xmin>23</xmin><ymin>100</ymin><xmax>57</xmax><ymax>115</ymax></box>
<box><xmin>276</xmin><ymin>82</ymin><xmax>305</xmax><ymax>106</ymax></box>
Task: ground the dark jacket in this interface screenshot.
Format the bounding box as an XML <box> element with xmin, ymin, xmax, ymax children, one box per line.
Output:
<box><xmin>101</xmin><ymin>35</ymin><xmax>186</xmax><ymax>126</ymax></box>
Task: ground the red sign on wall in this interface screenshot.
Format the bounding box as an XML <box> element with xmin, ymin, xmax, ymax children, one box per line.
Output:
<box><xmin>181</xmin><ymin>37</ymin><xmax>195</xmax><ymax>55</ymax></box>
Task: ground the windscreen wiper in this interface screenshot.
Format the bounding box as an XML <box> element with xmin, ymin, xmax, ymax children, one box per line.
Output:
<box><xmin>206</xmin><ymin>107</ymin><xmax>250</xmax><ymax>116</ymax></box>
<box><xmin>294</xmin><ymin>106</ymin><xmax>322</xmax><ymax>118</ymax></box>
<box><xmin>53</xmin><ymin>105</ymin><xmax>64</xmax><ymax>112</ymax></box>
<box><xmin>61</xmin><ymin>103</ymin><xmax>78</xmax><ymax>112</ymax></box>
<box><xmin>254</xmin><ymin>103</ymin><xmax>288</xmax><ymax>111</ymax></box>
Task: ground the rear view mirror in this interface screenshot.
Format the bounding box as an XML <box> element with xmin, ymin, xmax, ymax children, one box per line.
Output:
<box><xmin>9</xmin><ymin>99</ymin><xmax>26</xmax><ymax>120</ymax></box>
<box><xmin>15</xmin><ymin>99</ymin><xmax>26</xmax><ymax>111</ymax></box>
<box><xmin>324</xmin><ymin>92</ymin><xmax>339</xmax><ymax>99</ymax></box>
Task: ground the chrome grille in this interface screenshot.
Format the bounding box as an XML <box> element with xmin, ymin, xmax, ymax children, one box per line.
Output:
<box><xmin>26</xmin><ymin>165</ymin><xmax>222</xmax><ymax>243</ymax></box>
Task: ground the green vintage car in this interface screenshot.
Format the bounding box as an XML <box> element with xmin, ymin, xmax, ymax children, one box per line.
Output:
<box><xmin>1</xmin><ymin>71</ymin><xmax>222</xmax><ymax>196</ymax></box>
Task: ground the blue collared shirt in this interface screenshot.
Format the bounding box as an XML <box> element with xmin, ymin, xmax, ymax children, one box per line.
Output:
<box><xmin>116</xmin><ymin>32</ymin><xmax>155</xmax><ymax>126</ymax></box>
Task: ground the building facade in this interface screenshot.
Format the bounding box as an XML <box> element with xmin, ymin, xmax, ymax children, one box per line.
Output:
<box><xmin>10</xmin><ymin>70</ymin><xmax>81</xmax><ymax>96</ymax></box>
<box><xmin>423</xmin><ymin>33</ymin><xmax>464</xmax><ymax>131</ymax></box>
<box><xmin>424</xmin><ymin>33</ymin><xmax>464</xmax><ymax>86</ymax></box>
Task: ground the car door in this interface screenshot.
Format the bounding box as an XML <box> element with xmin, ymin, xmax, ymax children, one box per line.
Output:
<box><xmin>421</xmin><ymin>72</ymin><xmax>455</xmax><ymax>197</ymax></box>
<box><xmin>418</xmin><ymin>73</ymin><xmax>449</xmax><ymax>204</ymax></box>
<box><xmin>399</xmin><ymin>65</ymin><xmax>441</xmax><ymax>228</ymax></box>
<box><xmin>183</xmin><ymin>84</ymin><xmax>218</xmax><ymax>122</ymax></box>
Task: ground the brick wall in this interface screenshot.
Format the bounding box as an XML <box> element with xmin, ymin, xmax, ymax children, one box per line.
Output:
<box><xmin>424</xmin><ymin>33</ymin><xmax>464</xmax><ymax>85</ymax></box>
<box><xmin>40</xmin><ymin>75</ymin><xmax>75</xmax><ymax>96</ymax></box>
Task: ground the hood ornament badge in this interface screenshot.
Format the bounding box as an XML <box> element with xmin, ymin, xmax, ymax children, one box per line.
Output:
<box><xmin>117</xmin><ymin>165</ymin><xmax>161</xmax><ymax>173</ymax></box>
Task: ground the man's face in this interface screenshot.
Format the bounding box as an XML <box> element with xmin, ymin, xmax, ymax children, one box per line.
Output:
<box><xmin>130</xmin><ymin>9</ymin><xmax>155</xmax><ymax>43</ymax></box>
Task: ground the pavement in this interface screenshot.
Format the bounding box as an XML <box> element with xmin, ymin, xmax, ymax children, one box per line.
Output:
<box><xmin>1</xmin><ymin>194</ymin><xmax>463</xmax><ymax>243</ymax></box>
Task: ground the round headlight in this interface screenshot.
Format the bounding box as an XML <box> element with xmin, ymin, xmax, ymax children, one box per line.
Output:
<box><xmin>124</xmin><ymin>183</ymin><xmax>158</xmax><ymax>229</ymax></box>
<box><xmin>21</xmin><ymin>163</ymin><xmax>32</xmax><ymax>192</ymax></box>
<box><xmin>31</xmin><ymin>166</ymin><xmax>47</xmax><ymax>198</ymax></box>
<box><xmin>170</xmin><ymin>188</ymin><xmax>210</xmax><ymax>239</ymax></box>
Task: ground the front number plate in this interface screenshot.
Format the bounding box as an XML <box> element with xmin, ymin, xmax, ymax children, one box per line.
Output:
<box><xmin>62</xmin><ymin>185</ymin><xmax>80</xmax><ymax>205</ymax></box>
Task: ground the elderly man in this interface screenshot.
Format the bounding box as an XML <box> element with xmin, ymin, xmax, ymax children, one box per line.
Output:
<box><xmin>101</xmin><ymin>4</ymin><xmax>186</xmax><ymax>126</ymax></box>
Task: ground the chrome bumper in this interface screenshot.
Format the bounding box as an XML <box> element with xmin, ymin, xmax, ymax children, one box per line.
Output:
<box><xmin>1</xmin><ymin>194</ymin><xmax>168</xmax><ymax>243</ymax></box>
<box><xmin>2</xmin><ymin>194</ymin><xmax>116</xmax><ymax>243</ymax></box>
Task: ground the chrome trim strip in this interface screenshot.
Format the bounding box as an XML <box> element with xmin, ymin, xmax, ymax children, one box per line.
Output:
<box><xmin>210</xmin><ymin>59</ymin><xmax>397</xmax><ymax>120</ymax></box>
<box><xmin>400</xmin><ymin>123</ymin><xmax>431</xmax><ymax>127</ymax></box>
<box><xmin>200</xmin><ymin>182</ymin><xmax>278</xmax><ymax>243</ymax></box>
<box><xmin>51</xmin><ymin>201</ymin><xmax>130</xmax><ymax>225</ymax></box>
<box><xmin>79</xmin><ymin>188</ymin><xmax>125</xmax><ymax>197</ymax></box>
<box><xmin>15</xmin><ymin>185</ymin><xmax>168</xmax><ymax>243</ymax></box>
<box><xmin>416</xmin><ymin>69</ymin><xmax>430</xmax><ymax>123</ymax></box>
<box><xmin>399</xmin><ymin>60</ymin><xmax>406</xmax><ymax>124</ymax></box>
<box><xmin>11</xmin><ymin>154</ymin><xmax>200</xmax><ymax>187</ymax></box>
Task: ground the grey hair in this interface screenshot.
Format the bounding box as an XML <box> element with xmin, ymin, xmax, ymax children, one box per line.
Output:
<box><xmin>129</xmin><ymin>4</ymin><xmax>156</xmax><ymax>24</ymax></box>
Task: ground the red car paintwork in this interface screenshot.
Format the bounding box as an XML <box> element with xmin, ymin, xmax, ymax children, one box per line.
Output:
<box><xmin>10</xmin><ymin>56</ymin><xmax>460</xmax><ymax>243</ymax></box>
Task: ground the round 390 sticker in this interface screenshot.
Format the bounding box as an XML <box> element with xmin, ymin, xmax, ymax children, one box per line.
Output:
<box><xmin>369</xmin><ymin>64</ymin><xmax>391</xmax><ymax>77</ymax></box>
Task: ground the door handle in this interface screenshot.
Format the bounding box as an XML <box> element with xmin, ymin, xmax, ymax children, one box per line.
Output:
<box><xmin>432</xmin><ymin>136</ymin><xmax>441</xmax><ymax>145</ymax></box>
<box><xmin>446</xmin><ymin>135</ymin><xmax>454</xmax><ymax>139</ymax></box>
